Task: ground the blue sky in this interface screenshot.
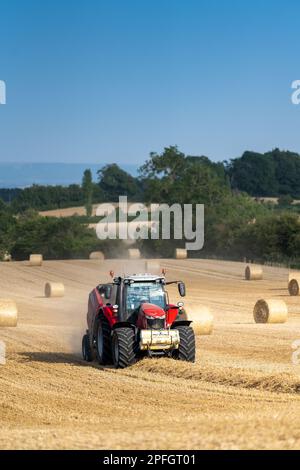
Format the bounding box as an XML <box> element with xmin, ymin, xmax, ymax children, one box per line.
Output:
<box><xmin>0</xmin><ymin>0</ymin><xmax>300</xmax><ymax>164</ymax></box>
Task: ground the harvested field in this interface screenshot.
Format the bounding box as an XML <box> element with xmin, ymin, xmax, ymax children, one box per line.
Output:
<box><xmin>1</xmin><ymin>258</ymin><xmax>300</xmax><ymax>449</ymax></box>
<box><xmin>39</xmin><ymin>204</ymin><xmax>103</xmax><ymax>217</ymax></box>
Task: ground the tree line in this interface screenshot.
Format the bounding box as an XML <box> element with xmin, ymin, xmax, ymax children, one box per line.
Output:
<box><xmin>227</xmin><ymin>148</ymin><xmax>300</xmax><ymax>198</ymax></box>
<box><xmin>0</xmin><ymin>146</ymin><xmax>300</xmax><ymax>264</ymax></box>
<box><xmin>2</xmin><ymin>147</ymin><xmax>300</xmax><ymax>213</ymax></box>
<box><xmin>135</xmin><ymin>147</ymin><xmax>300</xmax><ymax>266</ymax></box>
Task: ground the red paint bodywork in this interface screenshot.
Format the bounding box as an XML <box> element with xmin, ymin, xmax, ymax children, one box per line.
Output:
<box><xmin>136</xmin><ymin>303</ymin><xmax>165</xmax><ymax>330</ymax></box>
<box><xmin>87</xmin><ymin>288</ymin><xmax>118</xmax><ymax>332</ymax></box>
<box><xmin>166</xmin><ymin>305</ymin><xmax>179</xmax><ymax>327</ymax></box>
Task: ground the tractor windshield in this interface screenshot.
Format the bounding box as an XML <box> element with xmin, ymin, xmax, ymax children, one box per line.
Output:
<box><xmin>125</xmin><ymin>282</ymin><xmax>166</xmax><ymax>314</ymax></box>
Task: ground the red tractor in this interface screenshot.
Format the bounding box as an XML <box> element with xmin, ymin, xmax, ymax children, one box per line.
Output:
<box><xmin>82</xmin><ymin>272</ymin><xmax>195</xmax><ymax>368</ymax></box>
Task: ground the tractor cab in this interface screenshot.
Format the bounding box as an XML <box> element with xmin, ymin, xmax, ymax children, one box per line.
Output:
<box><xmin>120</xmin><ymin>274</ymin><xmax>167</xmax><ymax>319</ymax></box>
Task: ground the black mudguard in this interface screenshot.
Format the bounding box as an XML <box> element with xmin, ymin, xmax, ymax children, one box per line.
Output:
<box><xmin>171</xmin><ymin>320</ymin><xmax>192</xmax><ymax>328</ymax></box>
<box><xmin>112</xmin><ymin>321</ymin><xmax>136</xmax><ymax>331</ymax></box>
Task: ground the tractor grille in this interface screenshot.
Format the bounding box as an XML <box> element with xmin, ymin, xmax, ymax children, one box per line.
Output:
<box><xmin>146</xmin><ymin>317</ymin><xmax>165</xmax><ymax>330</ymax></box>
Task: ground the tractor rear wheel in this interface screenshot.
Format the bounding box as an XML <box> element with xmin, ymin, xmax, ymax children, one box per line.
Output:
<box><xmin>112</xmin><ymin>327</ymin><xmax>137</xmax><ymax>369</ymax></box>
<box><xmin>95</xmin><ymin>316</ymin><xmax>112</xmax><ymax>365</ymax></box>
<box><xmin>174</xmin><ymin>325</ymin><xmax>195</xmax><ymax>362</ymax></box>
<box><xmin>82</xmin><ymin>334</ymin><xmax>93</xmax><ymax>362</ymax></box>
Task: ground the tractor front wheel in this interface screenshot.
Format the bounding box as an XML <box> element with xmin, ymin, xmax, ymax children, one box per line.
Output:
<box><xmin>112</xmin><ymin>327</ymin><xmax>137</xmax><ymax>369</ymax></box>
<box><xmin>174</xmin><ymin>325</ymin><xmax>195</xmax><ymax>362</ymax></box>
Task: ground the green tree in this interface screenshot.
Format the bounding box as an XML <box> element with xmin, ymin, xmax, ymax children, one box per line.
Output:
<box><xmin>98</xmin><ymin>164</ymin><xmax>142</xmax><ymax>201</ymax></box>
<box><xmin>271</xmin><ymin>149</ymin><xmax>300</xmax><ymax>197</ymax></box>
<box><xmin>227</xmin><ymin>149</ymin><xmax>300</xmax><ymax>198</ymax></box>
<box><xmin>82</xmin><ymin>169</ymin><xmax>93</xmax><ymax>216</ymax></box>
<box><xmin>233</xmin><ymin>212</ymin><xmax>300</xmax><ymax>262</ymax></box>
<box><xmin>0</xmin><ymin>199</ymin><xmax>15</xmax><ymax>259</ymax></box>
<box><xmin>278</xmin><ymin>194</ymin><xmax>293</xmax><ymax>207</ymax></box>
<box><xmin>11</xmin><ymin>213</ymin><xmax>98</xmax><ymax>260</ymax></box>
<box><xmin>140</xmin><ymin>146</ymin><xmax>229</xmax><ymax>205</ymax></box>
<box><xmin>11</xmin><ymin>184</ymin><xmax>84</xmax><ymax>212</ymax></box>
<box><xmin>227</xmin><ymin>151</ymin><xmax>278</xmax><ymax>196</ymax></box>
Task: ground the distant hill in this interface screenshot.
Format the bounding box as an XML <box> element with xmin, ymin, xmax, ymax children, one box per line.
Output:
<box><xmin>0</xmin><ymin>163</ymin><xmax>139</xmax><ymax>188</ymax></box>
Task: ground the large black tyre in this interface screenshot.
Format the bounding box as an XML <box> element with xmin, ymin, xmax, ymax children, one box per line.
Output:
<box><xmin>95</xmin><ymin>316</ymin><xmax>112</xmax><ymax>365</ymax></box>
<box><xmin>82</xmin><ymin>334</ymin><xmax>93</xmax><ymax>362</ymax></box>
<box><xmin>112</xmin><ymin>327</ymin><xmax>137</xmax><ymax>369</ymax></box>
<box><xmin>174</xmin><ymin>325</ymin><xmax>195</xmax><ymax>362</ymax></box>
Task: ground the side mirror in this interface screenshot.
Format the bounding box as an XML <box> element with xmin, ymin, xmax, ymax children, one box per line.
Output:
<box><xmin>178</xmin><ymin>282</ymin><xmax>186</xmax><ymax>297</ymax></box>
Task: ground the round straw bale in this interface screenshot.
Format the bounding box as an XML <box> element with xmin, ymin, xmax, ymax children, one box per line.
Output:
<box><xmin>29</xmin><ymin>254</ymin><xmax>43</xmax><ymax>266</ymax></box>
<box><xmin>2</xmin><ymin>252</ymin><xmax>12</xmax><ymax>262</ymax></box>
<box><xmin>44</xmin><ymin>282</ymin><xmax>65</xmax><ymax>298</ymax></box>
<box><xmin>145</xmin><ymin>260</ymin><xmax>161</xmax><ymax>274</ymax></box>
<box><xmin>128</xmin><ymin>248</ymin><xmax>141</xmax><ymax>259</ymax></box>
<box><xmin>89</xmin><ymin>251</ymin><xmax>105</xmax><ymax>260</ymax></box>
<box><xmin>288</xmin><ymin>276</ymin><xmax>300</xmax><ymax>296</ymax></box>
<box><xmin>253</xmin><ymin>298</ymin><xmax>287</xmax><ymax>324</ymax></box>
<box><xmin>175</xmin><ymin>248</ymin><xmax>187</xmax><ymax>259</ymax></box>
<box><xmin>0</xmin><ymin>300</ymin><xmax>18</xmax><ymax>327</ymax></box>
<box><xmin>245</xmin><ymin>265</ymin><xmax>263</xmax><ymax>280</ymax></box>
<box><xmin>187</xmin><ymin>306</ymin><xmax>214</xmax><ymax>335</ymax></box>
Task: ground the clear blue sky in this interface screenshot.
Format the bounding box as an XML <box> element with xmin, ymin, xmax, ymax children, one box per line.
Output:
<box><xmin>0</xmin><ymin>0</ymin><xmax>300</xmax><ymax>164</ymax></box>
